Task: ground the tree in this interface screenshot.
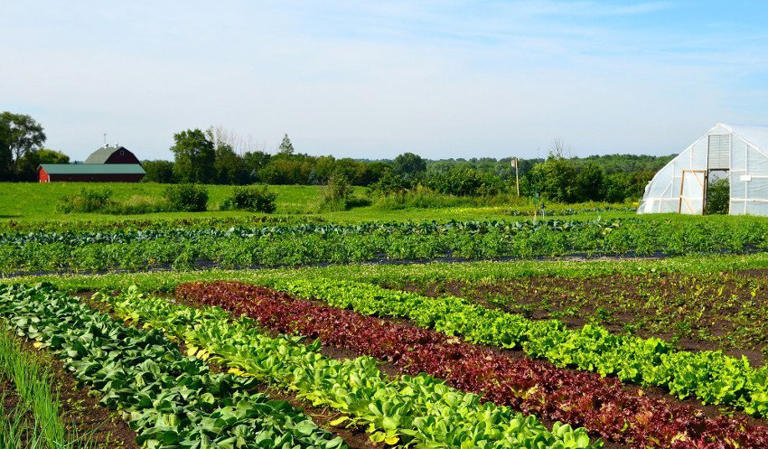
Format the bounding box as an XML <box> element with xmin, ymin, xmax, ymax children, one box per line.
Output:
<box><xmin>214</xmin><ymin>144</ymin><xmax>248</xmax><ymax>184</ymax></box>
<box><xmin>574</xmin><ymin>162</ymin><xmax>606</xmax><ymax>201</ymax></box>
<box><xmin>243</xmin><ymin>151</ymin><xmax>271</xmax><ymax>182</ymax></box>
<box><xmin>0</xmin><ymin>112</ymin><xmax>46</xmax><ymax>178</ymax></box>
<box><xmin>0</xmin><ymin>122</ymin><xmax>10</xmax><ymax>180</ymax></box>
<box><xmin>525</xmin><ymin>156</ymin><xmax>578</xmax><ymax>203</ymax></box>
<box><xmin>278</xmin><ymin>134</ymin><xmax>294</xmax><ymax>155</ymax></box>
<box><xmin>393</xmin><ymin>152</ymin><xmax>426</xmax><ymax>179</ymax></box>
<box><xmin>142</xmin><ymin>160</ymin><xmax>175</xmax><ymax>183</ymax></box>
<box><xmin>15</xmin><ymin>149</ymin><xmax>69</xmax><ymax>181</ymax></box>
<box><xmin>170</xmin><ymin>129</ymin><xmax>215</xmax><ymax>184</ymax></box>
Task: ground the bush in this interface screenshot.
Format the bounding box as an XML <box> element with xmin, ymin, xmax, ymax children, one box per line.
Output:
<box><xmin>57</xmin><ymin>188</ymin><xmax>114</xmax><ymax>213</ymax></box>
<box><xmin>163</xmin><ymin>184</ymin><xmax>208</xmax><ymax>212</ymax></box>
<box><xmin>222</xmin><ymin>186</ymin><xmax>277</xmax><ymax>213</ymax></box>
<box><xmin>313</xmin><ymin>174</ymin><xmax>370</xmax><ymax>212</ymax></box>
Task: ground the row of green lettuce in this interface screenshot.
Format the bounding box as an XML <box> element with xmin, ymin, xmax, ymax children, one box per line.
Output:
<box><xmin>3</xmin><ymin>217</ymin><xmax>768</xmax><ymax>273</ymax></box>
<box><xmin>0</xmin><ymin>284</ymin><xmax>347</xmax><ymax>449</ymax></box>
<box><xmin>101</xmin><ymin>286</ymin><xmax>597</xmax><ymax>449</ymax></box>
<box><xmin>269</xmin><ymin>279</ymin><xmax>768</xmax><ymax>417</ymax></box>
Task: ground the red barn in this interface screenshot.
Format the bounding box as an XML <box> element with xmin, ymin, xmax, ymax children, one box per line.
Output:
<box><xmin>38</xmin><ymin>145</ymin><xmax>145</xmax><ymax>183</ymax></box>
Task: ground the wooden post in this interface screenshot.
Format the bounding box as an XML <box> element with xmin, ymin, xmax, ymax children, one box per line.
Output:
<box><xmin>513</xmin><ymin>157</ymin><xmax>520</xmax><ymax>197</ymax></box>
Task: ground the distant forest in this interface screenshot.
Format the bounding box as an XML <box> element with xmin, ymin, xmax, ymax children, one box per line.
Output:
<box><xmin>2</xmin><ymin>112</ymin><xmax>674</xmax><ymax>203</ymax></box>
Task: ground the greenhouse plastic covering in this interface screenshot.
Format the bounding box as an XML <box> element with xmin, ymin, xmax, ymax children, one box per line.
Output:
<box><xmin>638</xmin><ymin>123</ymin><xmax>768</xmax><ymax>216</ymax></box>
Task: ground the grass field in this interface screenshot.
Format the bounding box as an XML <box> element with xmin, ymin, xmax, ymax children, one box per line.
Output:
<box><xmin>0</xmin><ymin>181</ymin><xmax>639</xmax><ymax>224</ymax></box>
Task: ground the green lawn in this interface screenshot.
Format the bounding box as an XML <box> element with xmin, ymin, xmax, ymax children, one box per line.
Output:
<box><xmin>0</xmin><ymin>182</ymin><xmax>329</xmax><ymax>220</ymax></box>
<box><xmin>0</xmin><ymin>182</ymin><xmax>640</xmax><ymax>225</ymax></box>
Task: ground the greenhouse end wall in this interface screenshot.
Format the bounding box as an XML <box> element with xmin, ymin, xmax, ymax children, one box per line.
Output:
<box><xmin>638</xmin><ymin>123</ymin><xmax>768</xmax><ymax>216</ymax></box>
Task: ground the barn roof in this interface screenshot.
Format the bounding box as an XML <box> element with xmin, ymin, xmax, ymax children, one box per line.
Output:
<box><xmin>84</xmin><ymin>145</ymin><xmax>130</xmax><ymax>164</ymax></box>
<box><xmin>40</xmin><ymin>164</ymin><xmax>145</xmax><ymax>175</ymax></box>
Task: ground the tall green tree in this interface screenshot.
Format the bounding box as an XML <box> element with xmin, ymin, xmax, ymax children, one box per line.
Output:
<box><xmin>574</xmin><ymin>162</ymin><xmax>606</xmax><ymax>201</ymax></box>
<box><xmin>214</xmin><ymin>144</ymin><xmax>248</xmax><ymax>184</ymax></box>
<box><xmin>243</xmin><ymin>151</ymin><xmax>271</xmax><ymax>182</ymax></box>
<box><xmin>170</xmin><ymin>129</ymin><xmax>215</xmax><ymax>184</ymax></box>
<box><xmin>0</xmin><ymin>121</ymin><xmax>11</xmax><ymax>180</ymax></box>
<box><xmin>393</xmin><ymin>152</ymin><xmax>427</xmax><ymax>179</ymax></box>
<box><xmin>0</xmin><ymin>112</ymin><xmax>46</xmax><ymax>179</ymax></box>
<box><xmin>278</xmin><ymin>134</ymin><xmax>294</xmax><ymax>155</ymax></box>
<box><xmin>142</xmin><ymin>160</ymin><xmax>175</xmax><ymax>183</ymax></box>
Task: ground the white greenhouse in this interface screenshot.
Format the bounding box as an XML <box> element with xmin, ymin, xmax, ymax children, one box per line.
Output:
<box><xmin>638</xmin><ymin>123</ymin><xmax>768</xmax><ymax>216</ymax></box>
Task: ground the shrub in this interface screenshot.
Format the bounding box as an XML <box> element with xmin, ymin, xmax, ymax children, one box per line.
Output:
<box><xmin>163</xmin><ymin>184</ymin><xmax>208</xmax><ymax>212</ymax></box>
<box><xmin>222</xmin><ymin>186</ymin><xmax>277</xmax><ymax>213</ymax></box>
<box><xmin>57</xmin><ymin>188</ymin><xmax>113</xmax><ymax>213</ymax></box>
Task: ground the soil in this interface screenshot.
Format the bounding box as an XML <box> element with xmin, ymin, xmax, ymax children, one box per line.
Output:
<box><xmin>392</xmin><ymin>269</ymin><xmax>768</xmax><ymax>366</ymax></box>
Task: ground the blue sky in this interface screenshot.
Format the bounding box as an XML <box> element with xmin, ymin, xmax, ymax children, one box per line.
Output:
<box><xmin>1</xmin><ymin>1</ymin><xmax>767</xmax><ymax>160</ymax></box>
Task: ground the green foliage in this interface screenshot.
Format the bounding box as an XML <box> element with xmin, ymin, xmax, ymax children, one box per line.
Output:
<box><xmin>7</xmin><ymin>216</ymin><xmax>768</xmax><ymax>273</ymax></box>
<box><xmin>0</xmin><ymin>284</ymin><xmax>345</xmax><ymax>449</ymax></box>
<box><xmin>0</xmin><ymin>328</ymin><xmax>86</xmax><ymax>449</ymax></box>
<box><xmin>425</xmin><ymin>166</ymin><xmax>484</xmax><ymax>196</ymax></box>
<box><xmin>0</xmin><ymin>112</ymin><xmax>48</xmax><ymax>181</ymax></box>
<box><xmin>142</xmin><ymin>160</ymin><xmax>175</xmax><ymax>183</ymax></box>
<box><xmin>317</xmin><ymin>173</ymin><xmax>353</xmax><ymax>211</ymax></box>
<box><xmin>278</xmin><ymin>133</ymin><xmax>295</xmax><ymax>155</ymax></box>
<box><xmin>214</xmin><ymin>144</ymin><xmax>249</xmax><ymax>185</ymax></box>
<box><xmin>574</xmin><ymin>162</ymin><xmax>606</xmax><ymax>201</ymax></box>
<box><xmin>525</xmin><ymin>156</ymin><xmax>579</xmax><ymax>202</ymax></box>
<box><xmin>57</xmin><ymin>188</ymin><xmax>113</xmax><ymax>213</ymax></box>
<box><xmin>223</xmin><ymin>185</ymin><xmax>278</xmax><ymax>213</ymax></box>
<box><xmin>101</xmin><ymin>287</ymin><xmax>597</xmax><ymax>449</ymax></box>
<box><xmin>15</xmin><ymin>149</ymin><xmax>70</xmax><ymax>182</ymax></box>
<box><xmin>170</xmin><ymin>129</ymin><xmax>216</xmax><ymax>183</ymax></box>
<box><xmin>163</xmin><ymin>184</ymin><xmax>209</xmax><ymax>212</ymax></box>
<box><xmin>393</xmin><ymin>152</ymin><xmax>427</xmax><ymax>179</ymax></box>
<box><xmin>707</xmin><ymin>178</ymin><xmax>729</xmax><ymax>215</ymax></box>
<box><xmin>274</xmin><ymin>279</ymin><xmax>768</xmax><ymax>417</ymax></box>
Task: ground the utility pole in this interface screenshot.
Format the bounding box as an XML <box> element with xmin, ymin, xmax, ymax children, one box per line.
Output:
<box><xmin>512</xmin><ymin>157</ymin><xmax>520</xmax><ymax>197</ymax></box>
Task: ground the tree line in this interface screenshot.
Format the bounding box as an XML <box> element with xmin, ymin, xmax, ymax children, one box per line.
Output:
<box><xmin>1</xmin><ymin>112</ymin><xmax>673</xmax><ymax>203</ymax></box>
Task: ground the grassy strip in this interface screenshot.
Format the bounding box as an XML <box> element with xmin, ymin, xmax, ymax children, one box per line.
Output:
<box><xmin>5</xmin><ymin>252</ymin><xmax>768</xmax><ymax>293</ymax></box>
<box><xmin>99</xmin><ymin>286</ymin><xmax>598</xmax><ymax>449</ymax></box>
<box><xmin>0</xmin><ymin>284</ymin><xmax>346</xmax><ymax>449</ymax></box>
<box><xmin>0</xmin><ymin>327</ymin><xmax>88</xmax><ymax>449</ymax></box>
<box><xmin>269</xmin><ymin>279</ymin><xmax>768</xmax><ymax>417</ymax></box>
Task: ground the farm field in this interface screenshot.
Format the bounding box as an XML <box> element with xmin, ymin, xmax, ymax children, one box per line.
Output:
<box><xmin>3</xmin><ymin>186</ymin><xmax>768</xmax><ymax>449</ymax></box>
<box><xmin>8</xmin><ymin>1</ymin><xmax>768</xmax><ymax>447</ymax></box>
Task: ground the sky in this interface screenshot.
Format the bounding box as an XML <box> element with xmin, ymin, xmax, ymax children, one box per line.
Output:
<box><xmin>1</xmin><ymin>0</ymin><xmax>767</xmax><ymax>161</ymax></box>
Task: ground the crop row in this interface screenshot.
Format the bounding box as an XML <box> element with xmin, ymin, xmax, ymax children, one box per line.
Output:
<box><xmin>268</xmin><ymin>279</ymin><xmax>768</xmax><ymax>418</ymax></box>
<box><xmin>3</xmin><ymin>218</ymin><xmax>768</xmax><ymax>273</ymax></box>
<box><xmin>0</xmin><ymin>327</ymin><xmax>80</xmax><ymax>449</ymax></box>
<box><xmin>0</xmin><ymin>219</ymin><xmax>620</xmax><ymax>245</ymax></box>
<box><xmin>397</xmin><ymin>272</ymin><xmax>768</xmax><ymax>361</ymax></box>
<box><xmin>175</xmin><ymin>280</ymin><xmax>768</xmax><ymax>449</ymax></box>
<box><xmin>101</xmin><ymin>286</ymin><xmax>597</xmax><ymax>448</ymax></box>
<box><xmin>0</xmin><ymin>284</ymin><xmax>346</xmax><ymax>449</ymax></box>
